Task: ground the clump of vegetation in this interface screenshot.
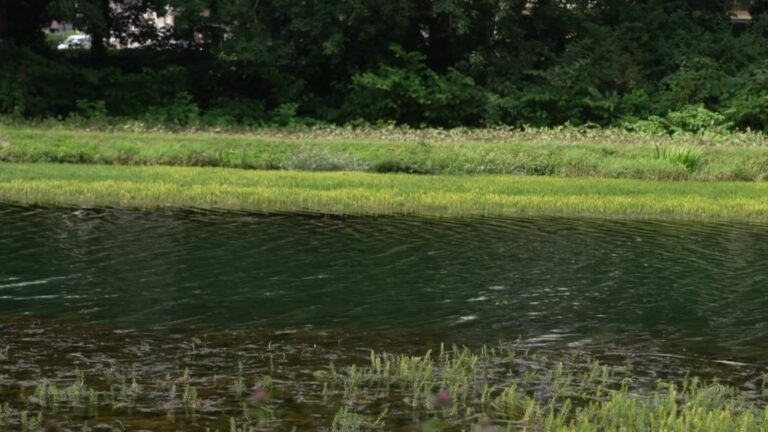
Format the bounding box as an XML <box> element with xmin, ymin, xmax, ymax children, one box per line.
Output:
<box><xmin>655</xmin><ymin>145</ymin><xmax>702</xmax><ymax>172</ymax></box>
<box><xmin>331</xmin><ymin>407</ymin><xmax>386</xmax><ymax>432</ymax></box>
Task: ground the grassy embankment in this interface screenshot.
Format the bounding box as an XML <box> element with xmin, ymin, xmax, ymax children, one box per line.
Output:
<box><xmin>4</xmin><ymin>125</ymin><xmax>768</xmax><ymax>180</ymax></box>
<box><xmin>3</xmin><ymin>163</ymin><xmax>768</xmax><ymax>220</ymax></box>
<box><xmin>2</xmin><ymin>125</ymin><xmax>768</xmax><ymax>219</ymax></box>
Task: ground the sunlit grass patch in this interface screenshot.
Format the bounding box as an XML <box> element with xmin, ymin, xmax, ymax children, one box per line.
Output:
<box><xmin>1</xmin><ymin>163</ymin><xmax>768</xmax><ymax>220</ymax></box>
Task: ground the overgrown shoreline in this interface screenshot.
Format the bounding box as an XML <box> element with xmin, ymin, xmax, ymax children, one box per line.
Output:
<box><xmin>3</xmin><ymin>125</ymin><xmax>768</xmax><ymax>181</ymax></box>
<box><xmin>4</xmin><ymin>126</ymin><xmax>768</xmax><ymax>220</ymax></box>
<box><xmin>2</xmin><ymin>339</ymin><xmax>768</xmax><ymax>432</ymax></box>
<box><xmin>2</xmin><ymin>163</ymin><xmax>768</xmax><ymax>221</ymax></box>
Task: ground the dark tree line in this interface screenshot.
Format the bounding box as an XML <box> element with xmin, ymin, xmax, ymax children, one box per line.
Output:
<box><xmin>3</xmin><ymin>0</ymin><xmax>768</xmax><ymax>129</ymax></box>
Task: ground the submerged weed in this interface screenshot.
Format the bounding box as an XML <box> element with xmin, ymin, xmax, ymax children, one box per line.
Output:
<box><xmin>322</xmin><ymin>346</ymin><xmax>768</xmax><ymax>431</ymax></box>
<box><xmin>331</xmin><ymin>407</ymin><xmax>386</xmax><ymax>432</ymax></box>
<box><xmin>1</xmin><ymin>343</ymin><xmax>767</xmax><ymax>431</ymax></box>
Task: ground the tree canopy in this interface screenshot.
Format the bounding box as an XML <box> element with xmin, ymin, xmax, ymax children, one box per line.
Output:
<box><xmin>3</xmin><ymin>0</ymin><xmax>768</xmax><ymax>129</ymax></box>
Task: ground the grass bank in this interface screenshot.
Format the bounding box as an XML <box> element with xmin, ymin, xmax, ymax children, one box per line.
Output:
<box><xmin>2</xmin><ymin>163</ymin><xmax>768</xmax><ymax>220</ymax></box>
<box><xmin>4</xmin><ymin>125</ymin><xmax>768</xmax><ymax>180</ymax></box>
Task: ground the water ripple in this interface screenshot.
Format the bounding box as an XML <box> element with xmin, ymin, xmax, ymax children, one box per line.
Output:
<box><xmin>1</xmin><ymin>205</ymin><xmax>768</xmax><ymax>361</ymax></box>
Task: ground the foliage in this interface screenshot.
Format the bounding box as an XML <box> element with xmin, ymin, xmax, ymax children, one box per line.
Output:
<box><xmin>202</xmin><ymin>98</ymin><xmax>267</xmax><ymax>127</ymax></box>
<box><xmin>5</xmin><ymin>1</ymin><xmax>768</xmax><ymax>129</ymax></box>
<box><xmin>345</xmin><ymin>46</ymin><xmax>493</xmax><ymax>127</ymax></box>
<box><xmin>723</xmin><ymin>61</ymin><xmax>768</xmax><ymax>131</ymax></box>
<box><xmin>665</xmin><ymin>105</ymin><xmax>729</xmax><ymax>133</ymax></box>
<box><xmin>145</xmin><ymin>91</ymin><xmax>199</xmax><ymax>127</ymax></box>
<box><xmin>623</xmin><ymin>105</ymin><xmax>730</xmax><ymax>135</ymax></box>
<box><xmin>75</xmin><ymin>99</ymin><xmax>107</xmax><ymax>120</ymax></box>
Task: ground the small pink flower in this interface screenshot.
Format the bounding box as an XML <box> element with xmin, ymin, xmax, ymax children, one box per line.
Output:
<box><xmin>436</xmin><ymin>388</ymin><xmax>452</xmax><ymax>407</ymax></box>
<box><xmin>249</xmin><ymin>387</ymin><xmax>268</xmax><ymax>404</ymax></box>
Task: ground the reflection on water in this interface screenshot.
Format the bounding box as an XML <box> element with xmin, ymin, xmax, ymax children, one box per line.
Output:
<box><xmin>1</xmin><ymin>205</ymin><xmax>768</xmax><ymax>361</ymax></box>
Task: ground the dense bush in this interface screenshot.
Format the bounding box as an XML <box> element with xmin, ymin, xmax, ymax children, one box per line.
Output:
<box><xmin>4</xmin><ymin>1</ymin><xmax>768</xmax><ymax>130</ymax></box>
<box><xmin>344</xmin><ymin>46</ymin><xmax>493</xmax><ymax>127</ymax></box>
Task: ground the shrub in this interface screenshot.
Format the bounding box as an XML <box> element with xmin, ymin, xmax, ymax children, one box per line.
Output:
<box><xmin>665</xmin><ymin>105</ymin><xmax>728</xmax><ymax>134</ymax></box>
<box><xmin>623</xmin><ymin>105</ymin><xmax>728</xmax><ymax>135</ymax></box>
<box><xmin>202</xmin><ymin>97</ymin><xmax>267</xmax><ymax>127</ymax></box>
<box><xmin>723</xmin><ymin>62</ymin><xmax>768</xmax><ymax>132</ymax></box>
<box><xmin>344</xmin><ymin>45</ymin><xmax>491</xmax><ymax>127</ymax></box>
<box><xmin>270</xmin><ymin>103</ymin><xmax>300</xmax><ymax>126</ymax></box>
<box><xmin>621</xmin><ymin>116</ymin><xmax>671</xmax><ymax>135</ymax></box>
<box><xmin>658</xmin><ymin>57</ymin><xmax>725</xmax><ymax>110</ymax></box>
<box><xmin>145</xmin><ymin>91</ymin><xmax>199</xmax><ymax>127</ymax></box>
<box><xmin>0</xmin><ymin>48</ymin><xmax>79</xmax><ymax>117</ymax></box>
<box><xmin>75</xmin><ymin>99</ymin><xmax>108</xmax><ymax>121</ymax></box>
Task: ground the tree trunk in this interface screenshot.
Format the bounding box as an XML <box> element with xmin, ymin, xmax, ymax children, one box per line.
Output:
<box><xmin>89</xmin><ymin>0</ymin><xmax>111</xmax><ymax>63</ymax></box>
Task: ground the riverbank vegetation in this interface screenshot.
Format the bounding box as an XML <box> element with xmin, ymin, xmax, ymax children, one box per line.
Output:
<box><xmin>2</xmin><ymin>341</ymin><xmax>767</xmax><ymax>431</ymax></box>
<box><xmin>4</xmin><ymin>125</ymin><xmax>768</xmax><ymax>181</ymax></box>
<box><xmin>2</xmin><ymin>162</ymin><xmax>768</xmax><ymax>220</ymax></box>
<box><xmin>6</xmin><ymin>2</ymin><xmax>768</xmax><ymax>131</ymax></box>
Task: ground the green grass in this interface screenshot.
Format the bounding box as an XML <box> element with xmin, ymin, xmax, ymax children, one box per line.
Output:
<box><xmin>3</xmin><ymin>125</ymin><xmax>768</xmax><ymax>180</ymax></box>
<box><xmin>2</xmin><ymin>163</ymin><xmax>768</xmax><ymax>220</ymax></box>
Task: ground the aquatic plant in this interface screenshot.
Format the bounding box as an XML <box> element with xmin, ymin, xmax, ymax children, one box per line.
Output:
<box><xmin>19</xmin><ymin>411</ymin><xmax>44</xmax><ymax>432</ymax></box>
<box><xmin>331</xmin><ymin>407</ymin><xmax>386</xmax><ymax>432</ymax></box>
<box><xmin>229</xmin><ymin>417</ymin><xmax>256</xmax><ymax>432</ymax></box>
<box><xmin>3</xmin><ymin>317</ymin><xmax>768</xmax><ymax>432</ymax></box>
<box><xmin>319</xmin><ymin>346</ymin><xmax>768</xmax><ymax>431</ymax></box>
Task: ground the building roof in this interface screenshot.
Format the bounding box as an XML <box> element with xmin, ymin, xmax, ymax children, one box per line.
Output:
<box><xmin>731</xmin><ymin>9</ymin><xmax>753</xmax><ymax>22</ymax></box>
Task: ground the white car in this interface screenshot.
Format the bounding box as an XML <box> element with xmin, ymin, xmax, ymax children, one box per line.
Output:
<box><xmin>57</xmin><ymin>34</ymin><xmax>92</xmax><ymax>50</ymax></box>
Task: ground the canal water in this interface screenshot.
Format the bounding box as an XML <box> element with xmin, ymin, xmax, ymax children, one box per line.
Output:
<box><xmin>2</xmin><ymin>205</ymin><xmax>768</xmax><ymax>430</ymax></box>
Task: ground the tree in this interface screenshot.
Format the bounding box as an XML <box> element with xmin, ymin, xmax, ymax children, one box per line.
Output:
<box><xmin>0</xmin><ymin>0</ymin><xmax>52</xmax><ymax>49</ymax></box>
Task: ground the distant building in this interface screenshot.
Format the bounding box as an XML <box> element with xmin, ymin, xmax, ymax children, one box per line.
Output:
<box><xmin>731</xmin><ymin>0</ymin><xmax>755</xmax><ymax>24</ymax></box>
<box><xmin>731</xmin><ymin>8</ymin><xmax>753</xmax><ymax>24</ymax></box>
<box><xmin>47</xmin><ymin>20</ymin><xmax>74</xmax><ymax>33</ymax></box>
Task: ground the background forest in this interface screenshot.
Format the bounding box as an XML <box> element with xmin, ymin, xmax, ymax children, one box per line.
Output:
<box><xmin>3</xmin><ymin>0</ymin><xmax>768</xmax><ymax>131</ymax></box>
